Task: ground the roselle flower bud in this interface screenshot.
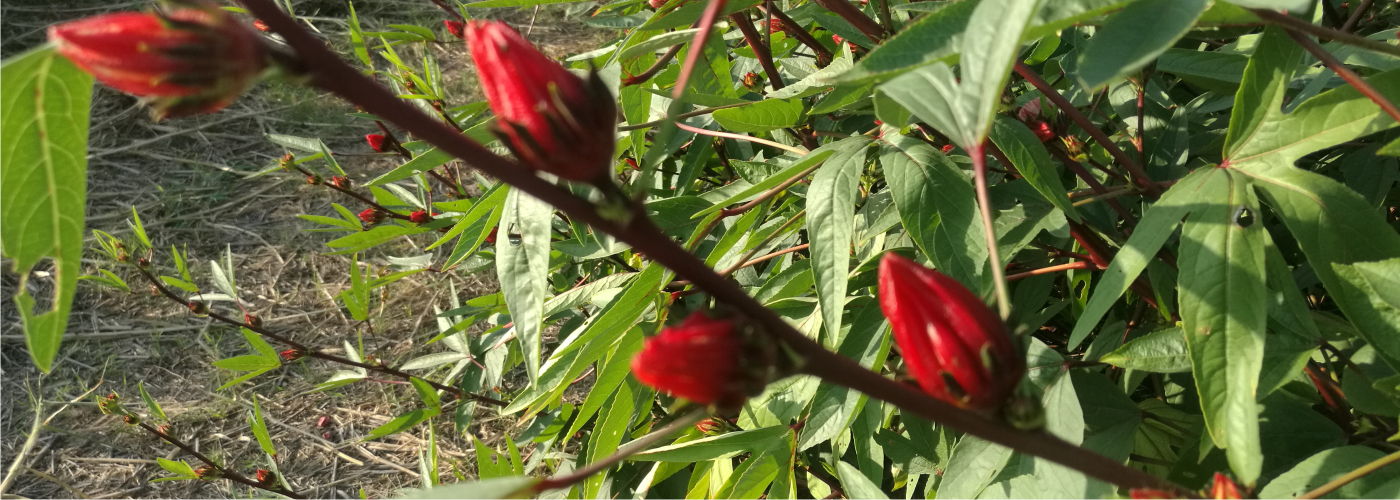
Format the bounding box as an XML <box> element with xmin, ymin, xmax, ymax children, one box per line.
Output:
<box><xmin>98</xmin><ymin>393</ymin><xmax>122</xmax><ymax>415</ymax></box>
<box><xmin>193</xmin><ymin>465</ymin><xmax>220</xmax><ymax>480</ymax></box>
<box><xmin>1129</xmin><ymin>489</ymin><xmax>1175</xmax><ymax>499</ymax></box>
<box><xmin>742</xmin><ymin>72</ymin><xmax>761</xmax><ymax>90</ymax></box>
<box><xmin>631</xmin><ymin>312</ymin><xmax>772</xmax><ymax>410</ymax></box>
<box><xmin>48</xmin><ymin>1</ymin><xmax>268</xmax><ymax>120</ymax></box>
<box><xmin>1030</xmin><ymin>121</ymin><xmax>1055</xmax><ymax>142</ymax></box>
<box><xmin>280</xmin><ymin>348</ymin><xmax>306</xmax><ymax>362</ymax></box>
<box><xmin>255</xmin><ymin>468</ymin><xmax>274</xmax><ymax>486</ymax></box>
<box><xmin>485</xmin><ymin>226</ymin><xmax>499</xmax><ymax>244</ymax></box>
<box><xmin>277</xmin><ymin>153</ymin><xmax>294</xmax><ymax>171</ymax></box>
<box><xmin>188</xmin><ymin>301</ymin><xmax>209</xmax><ymax>317</ymax></box>
<box><xmin>357</xmin><ymin>208</ymin><xmax>382</xmax><ymax>225</ymax></box>
<box><xmin>649</xmin><ymin>0</ymin><xmax>666</xmax><ymax>8</ymax></box>
<box><xmin>466</xmin><ymin>21</ymin><xmax>617</xmax><ymax>184</ymax></box>
<box><xmin>123</xmin><ymin>413</ymin><xmax>142</xmax><ymax>425</ymax></box>
<box><xmin>768</xmin><ymin>19</ymin><xmax>785</xmax><ymax>34</ymax></box>
<box><xmin>1210</xmin><ymin>473</ymin><xmax>1241</xmax><ymax>499</ymax></box>
<box><xmin>694</xmin><ymin>417</ymin><xmax>728</xmax><ymax>436</ymax></box>
<box><xmin>877</xmin><ymin>253</ymin><xmax>1024</xmax><ymax>410</ymax></box>
<box><xmin>243</xmin><ymin>313</ymin><xmax>262</xmax><ymax>328</ymax></box>
<box><xmin>252</xmin><ymin>19</ymin><xmax>269</xmax><ymax>32</ymax></box>
<box><xmin>941</xmin><ymin>144</ymin><xmax>955</xmax><ymax>154</ymax></box>
<box><xmin>328</xmin><ymin>176</ymin><xmax>351</xmax><ymax>189</ymax></box>
<box><xmin>624</xmin><ymin>158</ymin><xmax>639</xmax><ymax>170</ymax></box>
<box><xmin>443</xmin><ymin>20</ymin><xmax>466</xmax><ymax>40</ymax></box>
<box><xmin>156</xmin><ymin>423</ymin><xmax>173</xmax><ymax>435</ymax></box>
<box><xmin>365</xmin><ymin>134</ymin><xmax>388</xmax><ymax>152</ymax></box>
<box><xmin>306</xmin><ymin>174</ymin><xmax>322</xmax><ymax>185</ymax></box>
<box><xmin>409</xmin><ymin>209</ymin><xmax>433</xmax><ymax>224</ymax></box>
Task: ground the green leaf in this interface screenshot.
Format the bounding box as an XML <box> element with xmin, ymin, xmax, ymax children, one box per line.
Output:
<box><xmin>326</xmin><ymin>225</ymin><xmax>429</xmax><ymax>254</ymax></box>
<box><xmin>808</xmin><ymin>139</ymin><xmax>871</xmax><ymax>347</ymax></box>
<box><xmin>400</xmin><ymin>476</ymin><xmax>541</xmax><ymax>499</ymax></box>
<box><xmin>1224</xmin><ymin>27</ymin><xmax>1305</xmax><ymax>160</ymax></box>
<box><xmin>410</xmin><ymin>377</ymin><xmax>442</xmax><ymax>409</ymax></box>
<box><xmin>693</xmin><ymin>149</ymin><xmax>836</xmax><ymax>218</ymax></box>
<box><xmin>365</xmin><ymin>122</ymin><xmax>494</xmax><ymax>187</ymax></box>
<box><xmin>365</xmin><ymin>407</ymin><xmax>441</xmax><ymax>441</ymax></box>
<box><xmin>1232</xmin><ymin>67</ymin><xmax>1400</xmax><ymax>171</ymax></box>
<box><xmin>249</xmin><ymin>398</ymin><xmax>277</xmax><ymax>458</ymax></box>
<box><xmin>1</xmin><ymin>46</ymin><xmax>93</xmax><ymax>373</ymax></box>
<box><xmin>716</xmin><ymin>437</ymin><xmax>787</xmax><ymax>499</ymax></box>
<box><xmin>582</xmin><ymin>379</ymin><xmax>638</xmax><ymax>498</ymax></box>
<box><xmin>79</xmin><ymin>269</ymin><xmax>131</xmax><ymax>293</ymax></box>
<box><xmin>796</xmin><ymin>298</ymin><xmax>892</xmax><ymax>451</ymax></box>
<box><xmin>550</xmin><ymin>264</ymin><xmax>664</xmax><ymax>360</ymax></box>
<box><xmin>241</xmin><ymin>328</ymin><xmax>280</xmax><ymax>362</ymax></box>
<box><xmin>879</xmin><ymin>134</ymin><xmax>989</xmax><ymax>293</ymax></box>
<box><xmin>130</xmin><ymin>207</ymin><xmax>151</xmax><ymax>249</ymax></box>
<box><xmin>1098</xmin><ymin>327</ymin><xmax>1190</xmax><ymax>373</ymax></box>
<box><xmin>631</xmin><ymin>426</ymin><xmax>790</xmax><ymax>462</ymax></box>
<box><xmin>496</xmin><ymin>188</ymin><xmax>553</xmax><ymax>384</ymax></box>
<box><xmin>936</xmin><ymin>435</ymin><xmax>1014</xmax><ymax>499</ymax></box>
<box><xmin>565</xmin><ymin>329</ymin><xmax>645</xmax><ymax>440</ymax></box>
<box><xmin>1069</xmin><ymin>167</ymin><xmax>1215</xmax><ymax>349</ymax></box>
<box><xmin>1333</xmin><ymin>258</ymin><xmax>1400</xmax><ymax>371</ymax></box>
<box><xmin>156</xmin><ymin>457</ymin><xmax>196</xmax><ymax>478</ymax></box>
<box><xmin>1179</xmin><ymin>170</ymin><xmax>1267</xmax><ymax>485</ymax></box>
<box><xmin>640</xmin><ymin>0</ymin><xmax>761</xmax><ymax>31</ymax></box>
<box><xmin>711</xmin><ymin>98</ymin><xmax>804</xmax><ymax>133</ymax></box>
<box><xmin>213</xmin><ymin>355</ymin><xmax>278</xmax><ymax>371</ymax></box>
<box><xmin>1259</xmin><ymin>446</ymin><xmax>1400</xmax><ymax>499</ymax></box>
<box><xmin>836</xmin><ymin>461</ymin><xmax>889</xmax><ymax>499</ymax></box>
<box><xmin>1075</xmin><ymin>0</ymin><xmax>1210</xmax><ymax>90</ymax></box>
<box><xmin>138</xmin><ymin>381</ymin><xmax>167</xmax><ymax>422</ymax></box>
<box><xmin>958</xmin><ymin>0</ymin><xmax>1041</xmax><ymax>144</ymax></box>
<box><xmin>987</xmin><ymin>117</ymin><xmax>1080</xmax><ymax>221</ymax></box>
<box><xmin>881</xmin><ymin>63</ymin><xmax>968</xmax><ymax>146</ymax></box>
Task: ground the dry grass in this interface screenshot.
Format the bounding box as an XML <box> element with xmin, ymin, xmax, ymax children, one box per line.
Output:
<box><xmin>1</xmin><ymin>1</ymin><xmax>609</xmax><ymax>498</ymax></box>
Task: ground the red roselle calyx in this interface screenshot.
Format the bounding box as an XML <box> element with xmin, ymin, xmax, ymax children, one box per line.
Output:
<box><xmin>768</xmin><ymin>18</ymin><xmax>785</xmax><ymax>34</ymax></box>
<box><xmin>357</xmin><ymin>208</ymin><xmax>382</xmax><ymax>225</ymax></box>
<box><xmin>409</xmin><ymin>209</ymin><xmax>433</xmax><ymax>224</ymax></box>
<box><xmin>1210</xmin><ymin>473</ymin><xmax>1241</xmax><ymax>499</ymax></box>
<box><xmin>193</xmin><ymin>465</ymin><xmax>220</xmax><ymax>480</ymax></box>
<box><xmin>631</xmin><ymin>312</ymin><xmax>776</xmax><ymax>411</ymax></box>
<box><xmin>48</xmin><ymin>0</ymin><xmax>267</xmax><ymax>120</ymax></box>
<box><xmin>1030</xmin><ymin>120</ymin><xmax>1055</xmax><ymax>142</ymax></box>
<box><xmin>252</xmin><ymin>19</ymin><xmax>269</xmax><ymax>32</ymax></box>
<box><xmin>328</xmin><ymin>176</ymin><xmax>350</xmax><ymax>189</ymax></box>
<box><xmin>465</xmin><ymin>21</ymin><xmax>617</xmax><ymax>184</ymax></box>
<box><xmin>365</xmin><ymin>133</ymin><xmax>388</xmax><ymax>152</ymax></box>
<box><xmin>877</xmin><ymin>253</ymin><xmax>1024</xmax><ymax>411</ymax></box>
<box><xmin>695</xmin><ymin>417</ymin><xmax>728</xmax><ymax>436</ymax></box>
<box><xmin>255</xmin><ymin>468</ymin><xmax>274</xmax><ymax>486</ymax></box>
<box><xmin>280</xmin><ymin>348</ymin><xmax>306</xmax><ymax>362</ymax></box>
<box><xmin>443</xmin><ymin>20</ymin><xmax>466</xmax><ymax>39</ymax></box>
<box><xmin>485</xmin><ymin>226</ymin><xmax>499</xmax><ymax>244</ymax></box>
<box><xmin>941</xmin><ymin>144</ymin><xmax>955</xmax><ymax>154</ymax></box>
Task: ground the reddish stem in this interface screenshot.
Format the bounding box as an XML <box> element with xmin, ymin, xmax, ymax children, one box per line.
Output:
<box><xmin>730</xmin><ymin>12</ymin><xmax>786</xmax><ymax>90</ymax></box>
<box><xmin>808</xmin><ymin>0</ymin><xmax>885</xmax><ymax>42</ymax></box>
<box><xmin>1282</xmin><ymin>28</ymin><xmax>1400</xmax><ymax>126</ymax></box>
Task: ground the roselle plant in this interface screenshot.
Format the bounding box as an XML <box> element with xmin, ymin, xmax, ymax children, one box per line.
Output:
<box><xmin>5</xmin><ymin>0</ymin><xmax>1400</xmax><ymax>498</ymax></box>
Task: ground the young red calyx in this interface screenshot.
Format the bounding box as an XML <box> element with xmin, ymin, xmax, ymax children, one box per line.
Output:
<box><xmin>328</xmin><ymin>176</ymin><xmax>350</xmax><ymax>189</ymax></box>
<box><xmin>97</xmin><ymin>393</ymin><xmax>122</xmax><ymax>415</ymax></box>
<box><xmin>1031</xmin><ymin>120</ymin><xmax>1055</xmax><ymax>142</ymax></box>
<box><xmin>443</xmin><ymin>20</ymin><xmax>466</xmax><ymax>39</ymax></box>
<box><xmin>48</xmin><ymin>0</ymin><xmax>268</xmax><ymax>120</ymax></box>
<box><xmin>365</xmin><ymin>133</ymin><xmax>388</xmax><ymax>152</ymax></box>
<box><xmin>188</xmin><ymin>301</ymin><xmax>209</xmax><ymax>317</ymax></box>
<box><xmin>357</xmin><ymin>208</ymin><xmax>383</xmax><ymax>225</ymax></box>
<box><xmin>409</xmin><ymin>209</ymin><xmax>433</xmax><ymax>224</ymax></box>
<box><xmin>624</xmin><ymin>158</ymin><xmax>639</xmax><ymax>170</ymax></box>
<box><xmin>243</xmin><ymin>313</ymin><xmax>261</xmax><ymax>328</ymax></box>
<box><xmin>630</xmin><ymin>312</ymin><xmax>775</xmax><ymax>411</ymax></box>
<box><xmin>277</xmin><ymin>153</ymin><xmax>294</xmax><ymax>171</ymax></box>
<box><xmin>306</xmin><ymin>174</ymin><xmax>322</xmax><ymax>185</ymax></box>
<box><xmin>1129</xmin><ymin>489</ymin><xmax>1176</xmax><ymax>499</ymax></box>
<box><xmin>193</xmin><ymin>465</ymin><xmax>221</xmax><ymax>480</ymax></box>
<box><xmin>156</xmin><ymin>423</ymin><xmax>173</xmax><ymax>435</ymax></box>
<box><xmin>742</xmin><ymin>72</ymin><xmax>761</xmax><ymax>90</ymax></box>
<box><xmin>255</xmin><ymin>468</ymin><xmax>274</xmax><ymax>486</ymax></box>
<box><xmin>1209</xmin><ymin>473</ymin><xmax>1241</xmax><ymax>499</ymax></box>
<box><xmin>768</xmin><ymin>18</ymin><xmax>785</xmax><ymax>34</ymax></box>
<box><xmin>694</xmin><ymin>417</ymin><xmax>728</xmax><ymax>436</ymax></box>
<box><xmin>279</xmin><ymin>348</ymin><xmax>306</xmax><ymax>362</ymax></box>
<box><xmin>466</xmin><ymin>21</ymin><xmax>617</xmax><ymax>184</ymax></box>
<box><xmin>123</xmin><ymin>414</ymin><xmax>142</xmax><ymax>425</ymax></box>
<box><xmin>485</xmin><ymin>226</ymin><xmax>499</xmax><ymax>244</ymax></box>
<box><xmin>941</xmin><ymin>144</ymin><xmax>955</xmax><ymax>154</ymax></box>
<box><xmin>252</xmin><ymin>19</ymin><xmax>269</xmax><ymax>32</ymax></box>
<box><xmin>877</xmin><ymin>253</ymin><xmax>1024</xmax><ymax>411</ymax></box>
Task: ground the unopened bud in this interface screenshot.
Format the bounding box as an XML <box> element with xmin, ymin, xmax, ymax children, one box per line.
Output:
<box><xmin>253</xmin><ymin>19</ymin><xmax>269</xmax><ymax>32</ymax></box>
<box><xmin>409</xmin><ymin>209</ymin><xmax>433</xmax><ymax>224</ymax></box>
<box><xmin>357</xmin><ymin>208</ymin><xmax>383</xmax><ymax>225</ymax></box>
<box><xmin>631</xmin><ymin>312</ymin><xmax>775</xmax><ymax>411</ymax></box>
<box><xmin>243</xmin><ymin>313</ymin><xmax>262</xmax><ymax>328</ymax></box>
<box><xmin>123</xmin><ymin>414</ymin><xmax>142</xmax><ymax>425</ymax></box>
<box><xmin>279</xmin><ymin>348</ymin><xmax>306</xmax><ymax>362</ymax></box>
<box><xmin>136</xmin><ymin>256</ymin><xmax>150</xmax><ymax>268</ymax></box>
<box><xmin>188</xmin><ymin>301</ymin><xmax>209</xmax><ymax>317</ymax></box>
<box><xmin>329</xmin><ymin>176</ymin><xmax>351</xmax><ymax>189</ymax></box>
<box><xmin>255</xmin><ymin>468</ymin><xmax>274</xmax><ymax>486</ymax></box>
<box><xmin>443</xmin><ymin>20</ymin><xmax>465</xmax><ymax>39</ymax></box>
<box><xmin>694</xmin><ymin>417</ymin><xmax>728</xmax><ymax>436</ymax></box>
<box><xmin>366</xmin><ymin>134</ymin><xmax>388</xmax><ymax>153</ymax></box>
<box><xmin>278</xmin><ymin>153</ymin><xmax>295</xmax><ymax>171</ymax></box>
<box><xmin>306</xmin><ymin>174</ymin><xmax>322</xmax><ymax>185</ymax></box>
<box><xmin>193</xmin><ymin>465</ymin><xmax>221</xmax><ymax>480</ymax></box>
<box><xmin>941</xmin><ymin>144</ymin><xmax>955</xmax><ymax>154</ymax></box>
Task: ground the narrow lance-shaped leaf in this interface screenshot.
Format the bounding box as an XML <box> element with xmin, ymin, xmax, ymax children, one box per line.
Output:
<box><xmin>496</xmin><ymin>188</ymin><xmax>553</xmax><ymax>384</ymax></box>
<box><xmin>808</xmin><ymin>138</ymin><xmax>872</xmax><ymax>349</ymax></box>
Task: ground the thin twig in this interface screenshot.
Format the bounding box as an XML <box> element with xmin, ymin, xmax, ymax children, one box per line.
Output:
<box><xmin>1007</xmin><ymin>261</ymin><xmax>1100</xmax><ymax>281</ymax></box>
<box><xmin>731</xmin><ymin>12</ymin><xmax>786</xmax><ymax>89</ymax></box>
<box><xmin>1250</xmin><ymin>8</ymin><xmax>1400</xmax><ymax>58</ymax></box>
<box><xmin>1014</xmin><ymin>62</ymin><xmax>1161</xmax><ymax>197</ymax></box>
<box><xmin>675</xmin><ymin>122</ymin><xmax>810</xmax><ymax>156</ymax></box>
<box><xmin>618</xmin><ymin>101</ymin><xmax>753</xmax><ymax>132</ymax></box>
<box><xmin>532</xmin><ymin>410</ymin><xmax>708</xmax><ymax>493</ymax></box>
<box><xmin>1299</xmin><ymin>449</ymin><xmax>1400</xmax><ymax>499</ymax></box>
<box><xmin>763</xmin><ymin>4</ymin><xmax>833</xmax><ymax>64</ymax></box>
<box><xmin>138</xmin><ymin>422</ymin><xmax>305</xmax><ymax>499</ymax></box>
<box><xmin>1282</xmin><ymin>28</ymin><xmax>1400</xmax><ymax>126</ymax></box>
<box><xmin>970</xmin><ymin>143</ymin><xmax>1011</xmax><ymax>319</ymax></box>
<box><xmin>672</xmin><ymin>0</ymin><xmax>729</xmax><ymax>100</ymax></box>
<box><xmin>808</xmin><ymin>0</ymin><xmax>884</xmax><ymax>41</ymax></box>
<box><xmin>1341</xmin><ymin>0</ymin><xmax>1375</xmax><ymax>33</ymax></box>
<box><xmin>623</xmin><ymin>44</ymin><xmax>684</xmax><ymax>87</ymax></box>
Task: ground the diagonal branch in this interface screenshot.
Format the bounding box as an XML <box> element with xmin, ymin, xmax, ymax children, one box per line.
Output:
<box><xmin>1281</xmin><ymin>28</ymin><xmax>1400</xmax><ymax>126</ymax></box>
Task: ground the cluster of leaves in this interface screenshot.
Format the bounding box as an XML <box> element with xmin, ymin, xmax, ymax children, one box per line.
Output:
<box><xmin>7</xmin><ymin>0</ymin><xmax>1400</xmax><ymax>498</ymax></box>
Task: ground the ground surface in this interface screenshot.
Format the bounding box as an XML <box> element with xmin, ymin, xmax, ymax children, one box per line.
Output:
<box><xmin>0</xmin><ymin>1</ymin><xmax>605</xmax><ymax>497</ymax></box>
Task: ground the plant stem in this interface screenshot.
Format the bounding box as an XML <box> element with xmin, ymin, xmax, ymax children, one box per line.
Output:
<box><xmin>970</xmin><ymin>144</ymin><xmax>1011</xmax><ymax>319</ymax></box>
<box><xmin>139</xmin><ymin>422</ymin><xmax>305</xmax><ymax>499</ymax></box>
<box><xmin>620</xmin><ymin>102</ymin><xmax>753</xmax><ymax>132</ymax></box>
<box><xmin>731</xmin><ymin>12</ymin><xmax>786</xmax><ymax>90</ymax></box>
<box><xmin>624</xmin><ymin>44</ymin><xmax>684</xmax><ymax>87</ymax></box>
<box><xmin>1014</xmin><ymin>62</ymin><xmax>1162</xmax><ymax>197</ymax></box>
<box><xmin>675</xmin><ymin>122</ymin><xmax>810</xmax><ymax>156</ymax></box>
<box><xmin>1007</xmin><ymin>261</ymin><xmax>1099</xmax><ymax>281</ymax></box>
<box><xmin>133</xmin><ymin>266</ymin><xmax>507</xmax><ymax>407</ymax></box>
<box><xmin>672</xmin><ymin>0</ymin><xmax>729</xmax><ymax>100</ymax></box>
<box><xmin>672</xmin><ymin>242</ymin><xmax>810</xmax><ymax>287</ymax></box>
<box><xmin>1341</xmin><ymin>0</ymin><xmax>1375</xmax><ymax>33</ymax></box>
<box><xmin>1249</xmin><ymin>8</ymin><xmax>1400</xmax><ymax>58</ymax></box>
<box><xmin>1045</xmin><ymin>145</ymin><xmax>1137</xmax><ymax>226</ymax></box>
<box><xmin>242</xmin><ymin>2</ymin><xmax>1193</xmax><ymax>493</ymax></box>
<box><xmin>1282</xmin><ymin>28</ymin><xmax>1400</xmax><ymax>126</ymax></box>
<box><xmin>809</xmin><ymin>0</ymin><xmax>885</xmax><ymax>42</ymax></box>
<box><xmin>763</xmin><ymin>3</ymin><xmax>834</xmax><ymax>64</ymax></box>
<box><xmin>1299</xmin><ymin>449</ymin><xmax>1400</xmax><ymax>499</ymax></box>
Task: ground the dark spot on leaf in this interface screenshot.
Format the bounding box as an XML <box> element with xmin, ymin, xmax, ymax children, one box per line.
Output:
<box><xmin>1233</xmin><ymin>206</ymin><xmax>1255</xmax><ymax>228</ymax></box>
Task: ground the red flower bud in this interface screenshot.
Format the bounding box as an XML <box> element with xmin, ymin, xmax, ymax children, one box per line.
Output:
<box><xmin>357</xmin><ymin>208</ymin><xmax>382</xmax><ymax>225</ymax></box>
<box><xmin>1031</xmin><ymin>120</ymin><xmax>1055</xmax><ymax>142</ymax></box>
<box><xmin>157</xmin><ymin>423</ymin><xmax>173</xmax><ymax>435</ymax></box>
<box><xmin>631</xmin><ymin>312</ymin><xmax>766</xmax><ymax>409</ymax></box>
<box><xmin>365</xmin><ymin>133</ymin><xmax>388</xmax><ymax>152</ymax></box>
<box><xmin>193</xmin><ymin>465</ymin><xmax>220</xmax><ymax>480</ymax></box>
<box><xmin>877</xmin><ymin>253</ymin><xmax>1023</xmax><ymax>410</ymax></box>
<box><xmin>279</xmin><ymin>348</ymin><xmax>305</xmax><ymax>362</ymax></box>
<box><xmin>188</xmin><ymin>301</ymin><xmax>209</xmax><ymax>317</ymax></box>
<box><xmin>769</xmin><ymin>19</ymin><xmax>785</xmax><ymax>34</ymax></box>
<box><xmin>443</xmin><ymin>20</ymin><xmax>466</xmax><ymax>40</ymax></box>
<box><xmin>252</xmin><ymin>19</ymin><xmax>269</xmax><ymax>32</ymax></box>
<box><xmin>649</xmin><ymin>0</ymin><xmax>667</xmax><ymax>8</ymax></box>
<box><xmin>328</xmin><ymin>176</ymin><xmax>350</xmax><ymax>189</ymax></box>
<box><xmin>278</xmin><ymin>153</ymin><xmax>294</xmax><ymax>170</ymax></box>
<box><xmin>695</xmin><ymin>417</ymin><xmax>727</xmax><ymax>436</ymax></box>
<box><xmin>321</xmin><ymin>431</ymin><xmax>333</xmax><ymax>440</ymax></box>
<box><xmin>1129</xmin><ymin>489</ymin><xmax>1176</xmax><ymax>499</ymax></box>
<box><xmin>743</xmin><ymin>72</ymin><xmax>760</xmax><ymax>89</ymax></box>
<box><xmin>466</xmin><ymin>21</ymin><xmax>617</xmax><ymax>183</ymax></box>
<box><xmin>624</xmin><ymin>158</ymin><xmax>639</xmax><ymax>170</ymax></box>
<box><xmin>123</xmin><ymin>413</ymin><xmax>142</xmax><ymax>425</ymax></box>
<box><xmin>48</xmin><ymin>2</ymin><xmax>267</xmax><ymax>120</ymax></box>
<box><xmin>255</xmin><ymin>468</ymin><xmax>274</xmax><ymax>485</ymax></box>
<box><xmin>486</xmin><ymin>226</ymin><xmax>499</xmax><ymax>244</ymax></box>
<box><xmin>409</xmin><ymin>209</ymin><xmax>433</xmax><ymax>224</ymax></box>
<box><xmin>941</xmin><ymin>144</ymin><xmax>955</xmax><ymax>154</ymax></box>
<box><xmin>1210</xmin><ymin>473</ymin><xmax>1240</xmax><ymax>499</ymax></box>
<box><xmin>243</xmin><ymin>313</ymin><xmax>261</xmax><ymax>328</ymax></box>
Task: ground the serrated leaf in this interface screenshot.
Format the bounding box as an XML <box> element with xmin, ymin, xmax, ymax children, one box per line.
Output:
<box><xmin>988</xmin><ymin>117</ymin><xmax>1080</xmax><ymax>222</ymax></box>
<box><xmin>879</xmin><ymin>134</ymin><xmax>989</xmax><ymax>293</ymax></box>
<box><xmin>711</xmin><ymin>98</ymin><xmax>804</xmax><ymax>133</ymax></box>
<box><xmin>808</xmin><ymin>139</ymin><xmax>871</xmax><ymax>346</ymax></box>
<box><xmin>496</xmin><ymin>188</ymin><xmax>552</xmax><ymax>384</ymax></box>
